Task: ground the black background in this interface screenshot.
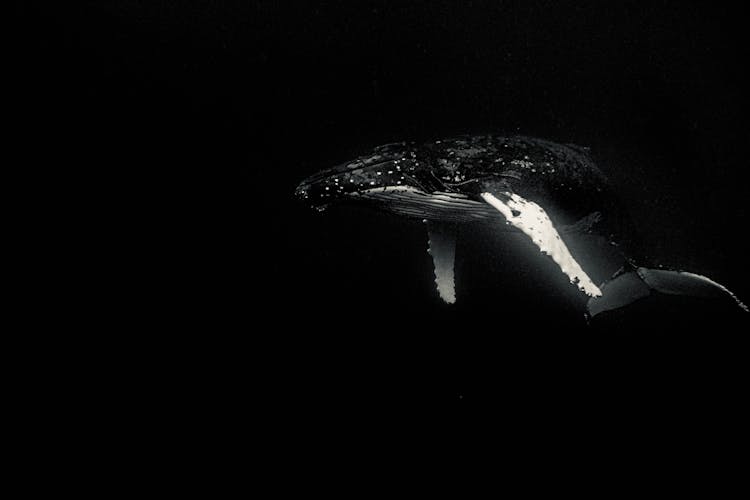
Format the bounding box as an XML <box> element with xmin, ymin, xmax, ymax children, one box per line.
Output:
<box><xmin>31</xmin><ymin>2</ymin><xmax>749</xmax><ymax>451</ymax></box>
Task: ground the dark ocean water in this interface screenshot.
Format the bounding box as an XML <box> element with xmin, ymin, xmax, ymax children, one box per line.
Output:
<box><xmin>36</xmin><ymin>2</ymin><xmax>749</xmax><ymax>456</ymax></box>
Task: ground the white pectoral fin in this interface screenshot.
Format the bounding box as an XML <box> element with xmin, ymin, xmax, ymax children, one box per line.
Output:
<box><xmin>480</xmin><ymin>192</ymin><xmax>602</xmax><ymax>297</ymax></box>
<box><xmin>426</xmin><ymin>221</ymin><xmax>457</xmax><ymax>304</ymax></box>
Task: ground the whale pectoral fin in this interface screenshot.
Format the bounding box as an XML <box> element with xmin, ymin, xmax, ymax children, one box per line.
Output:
<box><xmin>479</xmin><ymin>191</ymin><xmax>602</xmax><ymax>297</ymax></box>
<box><xmin>587</xmin><ymin>267</ymin><xmax>749</xmax><ymax>317</ymax></box>
<box><xmin>426</xmin><ymin>221</ymin><xmax>457</xmax><ymax>304</ymax></box>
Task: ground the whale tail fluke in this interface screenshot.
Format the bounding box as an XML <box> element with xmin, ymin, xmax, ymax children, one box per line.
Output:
<box><xmin>587</xmin><ymin>266</ymin><xmax>749</xmax><ymax>318</ymax></box>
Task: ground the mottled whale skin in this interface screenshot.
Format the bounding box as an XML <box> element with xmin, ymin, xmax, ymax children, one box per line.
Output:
<box><xmin>296</xmin><ymin>135</ymin><xmax>747</xmax><ymax>316</ymax></box>
<box><xmin>297</xmin><ymin>136</ymin><xmax>629</xmax><ymax>237</ymax></box>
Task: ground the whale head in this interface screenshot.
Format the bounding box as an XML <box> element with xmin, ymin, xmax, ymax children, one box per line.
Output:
<box><xmin>295</xmin><ymin>139</ymin><xmax>517</xmax><ymax>222</ymax></box>
<box><xmin>295</xmin><ymin>142</ymin><xmax>431</xmax><ymax>209</ymax></box>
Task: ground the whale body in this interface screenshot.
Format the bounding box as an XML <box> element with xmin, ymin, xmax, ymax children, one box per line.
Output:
<box><xmin>295</xmin><ymin>135</ymin><xmax>747</xmax><ymax>317</ymax></box>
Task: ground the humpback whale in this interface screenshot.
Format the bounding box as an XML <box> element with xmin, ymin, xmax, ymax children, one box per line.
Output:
<box><xmin>295</xmin><ymin>135</ymin><xmax>747</xmax><ymax>317</ymax></box>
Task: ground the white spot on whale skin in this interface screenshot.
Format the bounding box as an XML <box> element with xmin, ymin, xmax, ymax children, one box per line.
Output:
<box><xmin>480</xmin><ymin>192</ymin><xmax>602</xmax><ymax>297</ymax></box>
<box><xmin>510</xmin><ymin>159</ymin><xmax>534</xmax><ymax>169</ymax></box>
